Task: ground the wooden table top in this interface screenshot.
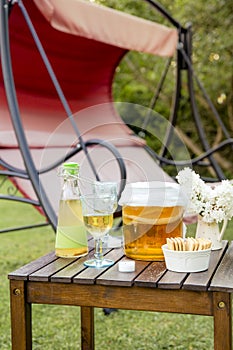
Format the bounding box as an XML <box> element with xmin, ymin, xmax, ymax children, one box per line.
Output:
<box><xmin>8</xmin><ymin>240</ymin><xmax>233</xmax><ymax>293</ymax></box>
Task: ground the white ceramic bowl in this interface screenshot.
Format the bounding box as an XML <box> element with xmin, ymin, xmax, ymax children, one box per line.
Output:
<box><xmin>162</xmin><ymin>244</ymin><xmax>211</xmax><ymax>273</ymax></box>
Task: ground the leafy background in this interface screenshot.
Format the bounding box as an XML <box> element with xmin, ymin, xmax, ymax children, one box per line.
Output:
<box><xmin>97</xmin><ymin>0</ymin><xmax>233</xmax><ymax>178</ymax></box>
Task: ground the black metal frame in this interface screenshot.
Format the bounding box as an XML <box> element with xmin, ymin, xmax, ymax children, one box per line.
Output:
<box><xmin>145</xmin><ymin>0</ymin><xmax>233</xmax><ymax>180</ymax></box>
<box><xmin>0</xmin><ymin>0</ymin><xmax>231</xmax><ymax>233</ymax></box>
<box><xmin>0</xmin><ymin>0</ymin><xmax>58</xmax><ymax>231</ymax></box>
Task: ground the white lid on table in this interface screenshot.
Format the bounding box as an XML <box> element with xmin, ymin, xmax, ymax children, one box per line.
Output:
<box><xmin>118</xmin><ymin>260</ymin><xmax>135</xmax><ymax>272</ymax></box>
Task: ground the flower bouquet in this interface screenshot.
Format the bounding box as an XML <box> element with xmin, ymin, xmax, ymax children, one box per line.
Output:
<box><xmin>177</xmin><ymin>168</ymin><xmax>233</xmax><ymax>223</ymax></box>
<box><xmin>176</xmin><ymin>168</ymin><xmax>233</xmax><ymax>250</ymax></box>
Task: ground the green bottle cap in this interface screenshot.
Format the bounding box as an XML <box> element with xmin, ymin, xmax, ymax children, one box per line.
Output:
<box><xmin>63</xmin><ymin>162</ymin><xmax>80</xmax><ymax>176</ymax></box>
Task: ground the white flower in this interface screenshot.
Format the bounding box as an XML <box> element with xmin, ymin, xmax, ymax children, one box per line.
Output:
<box><xmin>176</xmin><ymin>168</ymin><xmax>233</xmax><ymax>223</ymax></box>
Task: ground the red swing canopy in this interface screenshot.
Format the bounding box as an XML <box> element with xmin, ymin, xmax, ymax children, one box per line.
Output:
<box><xmin>1</xmin><ymin>0</ymin><xmax>177</xmax><ymax>148</ymax></box>
<box><xmin>0</xmin><ymin>0</ymin><xmax>177</xmax><ymax>213</ymax></box>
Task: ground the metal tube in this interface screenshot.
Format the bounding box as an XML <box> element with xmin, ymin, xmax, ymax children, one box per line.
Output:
<box><xmin>0</xmin><ymin>0</ymin><xmax>57</xmax><ymax>230</ymax></box>
<box><xmin>18</xmin><ymin>0</ymin><xmax>100</xmax><ymax>181</ymax></box>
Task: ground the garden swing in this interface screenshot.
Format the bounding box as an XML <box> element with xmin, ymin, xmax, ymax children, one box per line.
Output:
<box><xmin>0</xmin><ymin>0</ymin><xmax>232</xmax><ymax>233</ymax></box>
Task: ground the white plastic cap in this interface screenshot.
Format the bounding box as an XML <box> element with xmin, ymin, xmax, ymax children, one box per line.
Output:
<box><xmin>118</xmin><ymin>260</ymin><xmax>135</xmax><ymax>272</ymax></box>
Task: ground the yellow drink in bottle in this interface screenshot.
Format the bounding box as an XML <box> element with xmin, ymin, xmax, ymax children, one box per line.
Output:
<box><xmin>56</xmin><ymin>199</ymin><xmax>88</xmax><ymax>257</ymax></box>
<box><xmin>55</xmin><ymin>162</ymin><xmax>88</xmax><ymax>258</ymax></box>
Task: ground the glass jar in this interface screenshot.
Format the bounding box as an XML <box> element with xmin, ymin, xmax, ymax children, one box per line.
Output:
<box><xmin>119</xmin><ymin>181</ymin><xmax>186</xmax><ymax>261</ymax></box>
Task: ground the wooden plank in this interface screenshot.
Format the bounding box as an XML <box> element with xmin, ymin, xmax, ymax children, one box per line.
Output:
<box><xmin>8</xmin><ymin>251</ymin><xmax>57</xmax><ymax>281</ymax></box>
<box><xmin>157</xmin><ymin>270</ymin><xmax>187</xmax><ymax>289</ymax></box>
<box><xmin>209</xmin><ymin>241</ymin><xmax>233</xmax><ymax>292</ymax></box>
<box><xmin>27</xmin><ymin>282</ymin><xmax>213</xmax><ymax>316</ymax></box>
<box><xmin>29</xmin><ymin>257</ymin><xmax>79</xmax><ymax>282</ymax></box>
<box><xmin>30</xmin><ymin>246</ymin><xmax>105</xmax><ymax>282</ymax></box>
<box><xmin>96</xmin><ymin>258</ymin><xmax>150</xmax><ymax>287</ymax></box>
<box><xmin>51</xmin><ymin>256</ymin><xmax>92</xmax><ymax>283</ymax></box>
<box><xmin>10</xmin><ymin>280</ymin><xmax>32</xmax><ymax>350</ymax></box>
<box><xmin>183</xmin><ymin>242</ymin><xmax>228</xmax><ymax>291</ymax></box>
<box><xmin>134</xmin><ymin>261</ymin><xmax>166</xmax><ymax>287</ymax></box>
<box><xmin>73</xmin><ymin>248</ymin><xmax>124</xmax><ymax>284</ymax></box>
<box><xmin>213</xmin><ymin>292</ymin><xmax>232</xmax><ymax>350</ymax></box>
<box><xmin>81</xmin><ymin>306</ymin><xmax>94</xmax><ymax>350</ymax></box>
<box><xmin>50</xmin><ymin>248</ymin><xmax>95</xmax><ymax>283</ymax></box>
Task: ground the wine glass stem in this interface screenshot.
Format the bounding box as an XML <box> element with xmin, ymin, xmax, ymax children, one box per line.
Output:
<box><xmin>94</xmin><ymin>238</ymin><xmax>103</xmax><ymax>266</ymax></box>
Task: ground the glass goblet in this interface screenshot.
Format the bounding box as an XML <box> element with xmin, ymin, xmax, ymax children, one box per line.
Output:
<box><xmin>92</xmin><ymin>181</ymin><xmax>118</xmax><ymax>209</ymax></box>
<box><xmin>81</xmin><ymin>194</ymin><xmax>116</xmax><ymax>268</ymax></box>
<box><xmin>92</xmin><ymin>181</ymin><xmax>120</xmax><ymax>247</ymax></box>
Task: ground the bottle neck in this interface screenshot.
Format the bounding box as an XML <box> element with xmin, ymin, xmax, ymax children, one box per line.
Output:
<box><xmin>61</xmin><ymin>176</ymin><xmax>80</xmax><ymax>200</ymax></box>
<box><xmin>63</xmin><ymin>176</ymin><xmax>79</xmax><ymax>185</ymax></box>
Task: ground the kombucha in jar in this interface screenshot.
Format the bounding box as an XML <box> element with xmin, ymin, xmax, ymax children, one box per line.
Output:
<box><xmin>119</xmin><ymin>182</ymin><xmax>186</xmax><ymax>261</ymax></box>
<box><xmin>122</xmin><ymin>205</ymin><xmax>183</xmax><ymax>261</ymax></box>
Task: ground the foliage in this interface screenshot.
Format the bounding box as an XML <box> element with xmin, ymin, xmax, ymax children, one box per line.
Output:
<box><xmin>91</xmin><ymin>0</ymin><xmax>233</xmax><ymax>178</ymax></box>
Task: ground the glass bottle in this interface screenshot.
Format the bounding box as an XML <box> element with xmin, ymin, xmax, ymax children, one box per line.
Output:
<box><xmin>55</xmin><ymin>162</ymin><xmax>88</xmax><ymax>258</ymax></box>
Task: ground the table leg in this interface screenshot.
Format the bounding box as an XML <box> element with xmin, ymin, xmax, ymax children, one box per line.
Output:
<box><xmin>81</xmin><ymin>306</ymin><xmax>94</xmax><ymax>350</ymax></box>
<box><xmin>213</xmin><ymin>292</ymin><xmax>232</xmax><ymax>350</ymax></box>
<box><xmin>9</xmin><ymin>280</ymin><xmax>32</xmax><ymax>350</ymax></box>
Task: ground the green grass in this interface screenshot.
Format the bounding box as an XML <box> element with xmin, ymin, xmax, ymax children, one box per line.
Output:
<box><xmin>1</xmin><ymin>189</ymin><xmax>233</xmax><ymax>349</ymax></box>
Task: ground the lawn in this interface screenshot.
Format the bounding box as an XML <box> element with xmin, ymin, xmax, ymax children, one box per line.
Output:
<box><xmin>1</xmin><ymin>195</ymin><xmax>233</xmax><ymax>349</ymax></box>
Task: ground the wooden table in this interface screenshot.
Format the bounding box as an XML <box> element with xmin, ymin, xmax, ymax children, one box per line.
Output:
<box><xmin>8</xmin><ymin>240</ymin><xmax>233</xmax><ymax>350</ymax></box>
